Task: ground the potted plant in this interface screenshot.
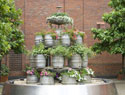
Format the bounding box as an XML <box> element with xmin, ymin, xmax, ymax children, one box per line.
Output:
<box><xmin>26</xmin><ymin>68</ymin><xmax>39</xmax><ymax>84</ymax></box>
<box><xmin>50</xmin><ymin>45</ymin><xmax>70</xmax><ymax>68</ymax></box>
<box><xmin>44</xmin><ymin>30</ymin><xmax>57</xmax><ymax>47</ymax></box>
<box><xmin>0</xmin><ymin>64</ymin><xmax>9</xmax><ymax>82</ymax></box>
<box><xmin>62</xmin><ymin>29</ymin><xmax>85</xmax><ymax>45</ymax></box>
<box><xmin>29</xmin><ymin>43</ymin><xmax>49</xmax><ymax>68</ymax></box>
<box><xmin>47</xmin><ymin>12</ymin><xmax>73</xmax><ymax>26</ymax></box>
<box><xmin>117</xmin><ymin>69</ymin><xmax>125</xmax><ymax>80</ymax></box>
<box><xmin>82</xmin><ymin>46</ymin><xmax>95</xmax><ymax>68</ymax></box>
<box><xmin>74</xmin><ymin>30</ymin><xmax>85</xmax><ymax>44</ymax></box>
<box><xmin>61</xmin><ymin>29</ymin><xmax>74</xmax><ymax>46</ymax></box>
<box><xmin>61</xmin><ymin>68</ymin><xmax>82</xmax><ymax>84</ymax></box>
<box><xmin>39</xmin><ymin>70</ymin><xmax>56</xmax><ymax>85</ymax></box>
<box><xmin>69</xmin><ymin>44</ymin><xmax>94</xmax><ymax>68</ymax></box>
<box><xmin>35</xmin><ymin>30</ymin><xmax>46</xmax><ymax>45</ymax></box>
<box><xmin>80</xmin><ymin>68</ymin><xmax>94</xmax><ymax>83</ymax></box>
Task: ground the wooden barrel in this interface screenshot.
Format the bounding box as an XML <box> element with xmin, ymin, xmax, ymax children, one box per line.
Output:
<box><xmin>82</xmin><ymin>55</ymin><xmax>88</xmax><ymax>68</ymax></box>
<box><xmin>35</xmin><ymin>35</ymin><xmax>43</xmax><ymax>45</ymax></box>
<box><xmin>62</xmin><ymin>75</ymin><xmax>77</xmax><ymax>85</ymax></box>
<box><xmin>26</xmin><ymin>75</ymin><xmax>38</xmax><ymax>84</ymax></box>
<box><xmin>35</xmin><ymin>54</ymin><xmax>46</xmax><ymax>69</ymax></box>
<box><xmin>52</xmin><ymin>55</ymin><xmax>64</xmax><ymax>68</ymax></box>
<box><xmin>40</xmin><ymin>76</ymin><xmax>54</xmax><ymax>85</ymax></box>
<box><xmin>61</xmin><ymin>34</ymin><xmax>70</xmax><ymax>46</ymax></box>
<box><xmin>70</xmin><ymin>54</ymin><xmax>82</xmax><ymax>68</ymax></box>
<box><xmin>29</xmin><ymin>55</ymin><xmax>36</xmax><ymax>68</ymax></box>
<box><xmin>44</xmin><ymin>34</ymin><xmax>54</xmax><ymax>47</ymax></box>
<box><xmin>75</xmin><ymin>35</ymin><xmax>83</xmax><ymax>44</ymax></box>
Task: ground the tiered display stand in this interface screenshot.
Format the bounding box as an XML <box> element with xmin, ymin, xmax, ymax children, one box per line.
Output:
<box><xmin>2</xmin><ymin>7</ymin><xmax>118</xmax><ymax>95</ymax></box>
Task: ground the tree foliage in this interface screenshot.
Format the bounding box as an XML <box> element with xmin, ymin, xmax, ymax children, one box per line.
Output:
<box><xmin>0</xmin><ymin>0</ymin><xmax>25</xmax><ymax>59</ymax></box>
<box><xmin>91</xmin><ymin>0</ymin><xmax>125</xmax><ymax>55</ymax></box>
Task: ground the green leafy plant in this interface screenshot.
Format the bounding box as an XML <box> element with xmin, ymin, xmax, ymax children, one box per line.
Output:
<box><xmin>91</xmin><ymin>0</ymin><xmax>125</xmax><ymax>70</ymax></box>
<box><xmin>52</xmin><ymin>13</ymin><xmax>68</xmax><ymax>16</ymax></box>
<box><xmin>29</xmin><ymin>43</ymin><xmax>50</xmax><ymax>57</ymax></box>
<box><xmin>23</xmin><ymin>64</ymin><xmax>32</xmax><ymax>73</ymax></box>
<box><xmin>1</xmin><ymin>64</ymin><xmax>9</xmax><ymax>76</ymax></box>
<box><xmin>47</xmin><ymin>12</ymin><xmax>73</xmax><ymax>26</ymax></box>
<box><xmin>69</xmin><ymin>44</ymin><xmax>95</xmax><ymax>59</ymax></box>
<box><xmin>50</xmin><ymin>45</ymin><xmax>71</xmax><ymax>58</ymax></box>
<box><xmin>35</xmin><ymin>30</ymin><xmax>46</xmax><ymax>37</ymax></box>
<box><xmin>40</xmin><ymin>70</ymin><xmax>56</xmax><ymax>77</ymax></box>
<box><xmin>24</xmin><ymin>65</ymin><xmax>39</xmax><ymax>78</ymax></box>
<box><xmin>0</xmin><ymin>0</ymin><xmax>25</xmax><ymax>60</ymax></box>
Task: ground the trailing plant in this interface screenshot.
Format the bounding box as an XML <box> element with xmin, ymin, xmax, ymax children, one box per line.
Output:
<box><xmin>91</xmin><ymin>0</ymin><xmax>125</xmax><ymax>70</ymax></box>
<box><xmin>29</xmin><ymin>43</ymin><xmax>50</xmax><ymax>57</ymax></box>
<box><xmin>52</xmin><ymin>13</ymin><xmax>68</xmax><ymax>16</ymax></box>
<box><xmin>40</xmin><ymin>70</ymin><xmax>56</xmax><ymax>77</ymax></box>
<box><xmin>36</xmin><ymin>29</ymin><xmax>57</xmax><ymax>40</ymax></box>
<box><xmin>1</xmin><ymin>64</ymin><xmax>9</xmax><ymax>76</ymax></box>
<box><xmin>69</xmin><ymin>44</ymin><xmax>94</xmax><ymax>59</ymax></box>
<box><xmin>62</xmin><ymin>29</ymin><xmax>85</xmax><ymax>43</ymax></box>
<box><xmin>80</xmin><ymin>68</ymin><xmax>94</xmax><ymax>78</ymax></box>
<box><xmin>50</xmin><ymin>45</ymin><xmax>71</xmax><ymax>58</ymax></box>
<box><xmin>23</xmin><ymin>64</ymin><xmax>32</xmax><ymax>73</ymax></box>
<box><xmin>47</xmin><ymin>12</ymin><xmax>73</xmax><ymax>26</ymax></box>
<box><xmin>61</xmin><ymin>68</ymin><xmax>83</xmax><ymax>82</ymax></box>
<box><xmin>35</xmin><ymin>30</ymin><xmax>46</xmax><ymax>37</ymax></box>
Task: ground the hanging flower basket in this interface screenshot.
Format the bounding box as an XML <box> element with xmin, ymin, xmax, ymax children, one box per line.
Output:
<box><xmin>47</xmin><ymin>13</ymin><xmax>73</xmax><ymax>25</ymax></box>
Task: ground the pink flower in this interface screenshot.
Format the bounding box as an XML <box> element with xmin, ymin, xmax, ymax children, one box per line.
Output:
<box><xmin>45</xmin><ymin>72</ymin><xmax>48</xmax><ymax>76</ymax></box>
<box><xmin>30</xmin><ymin>72</ymin><xmax>33</xmax><ymax>75</ymax></box>
<box><xmin>56</xmin><ymin>35</ymin><xmax>58</xmax><ymax>39</ymax></box>
<box><xmin>40</xmin><ymin>72</ymin><xmax>43</xmax><ymax>76</ymax></box>
<box><xmin>73</xmin><ymin>34</ymin><xmax>77</xmax><ymax>40</ymax></box>
<box><xmin>26</xmin><ymin>70</ymin><xmax>30</xmax><ymax>74</ymax></box>
<box><xmin>68</xmin><ymin>68</ymin><xmax>72</xmax><ymax>71</ymax></box>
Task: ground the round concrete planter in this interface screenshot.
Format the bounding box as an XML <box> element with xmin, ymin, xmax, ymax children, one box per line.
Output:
<box><xmin>26</xmin><ymin>75</ymin><xmax>38</xmax><ymax>84</ymax></box>
<box><xmin>62</xmin><ymin>75</ymin><xmax>77</xmax><ymax>85</ymax></box>
<box><xmin>40</xmin><ymin>76</ymin><xmax>54</xmax><ymax>85</ymax></box>
<box><xmin>52</xmin><ymin>55</ymin><xmax>64</xmax><ymax>68</ymax></box>
<box><xmin>70</xmin><ymin>54</ymin><xmax>82</xmax><ymax>68</ymax></box>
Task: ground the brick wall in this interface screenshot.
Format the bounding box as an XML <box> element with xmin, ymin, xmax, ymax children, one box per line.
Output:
<box><xmin>13</xmin><ymin>0</ymin><xmax>122</xmax><ymax>77</ymax></box>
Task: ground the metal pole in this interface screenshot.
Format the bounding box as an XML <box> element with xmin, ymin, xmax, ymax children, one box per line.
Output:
<box><xmin>122</xmin><ymin>54</ymin><xmax>125</xmax><ymax>70</ymax></box>
<box><xmin>0</xmin><ymin>59</ymin><xmax>1</xmax><ymax>81</ymax></box>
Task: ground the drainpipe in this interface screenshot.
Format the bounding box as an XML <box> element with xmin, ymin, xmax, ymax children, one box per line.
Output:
<box><xmin>63</xmin><ymin>0</ymin><xmax>65</xmax><ymax>12</ymax></box>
